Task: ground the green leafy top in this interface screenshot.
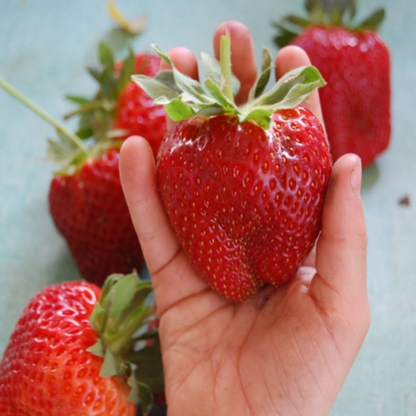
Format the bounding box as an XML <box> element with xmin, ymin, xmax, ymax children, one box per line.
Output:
<box><xmin>133</xmin><ymin>34</ymin><xmax>325</xmax><ymax>130</ymax></box>
<box><xmin>88</xmin><ymin>272</ymin><xmax>163</xmax><ymax>416</ymax></box>
<box><xmin>0</xmin><ymin>43</ymin><xmax>133</xmax><ymax>176</ymax></box>
<box><xmin>64</xmin><ymin>43</ymin><xmax>137</xmax><ymax>142</ymax></box>
<box><xmin>273</xmin><ymin>0</ymin><xmax>386</xmax><ymax>48</ymax></box>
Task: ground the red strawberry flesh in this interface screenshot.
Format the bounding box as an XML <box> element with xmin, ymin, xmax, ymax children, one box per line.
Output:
<box><xmin>157</xmin><ymin>108</ymin><xmax>331</xmax><ymax>302</ymax></box>
<box><xmin>49</xmin><ymin>148</ymin><xmax>144</xmax><ymax>285</ymax></box>
<box><xmin>0</xmin><ymin>281</ymin><xmax>136</xmax><ymax>415</ymax></box>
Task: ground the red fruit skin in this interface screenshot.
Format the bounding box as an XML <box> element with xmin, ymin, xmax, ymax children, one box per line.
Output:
<box><xmin>292</xmin><ymin>26</ymin><xmax>391</xmax><ymax>168</ymax></box>
<box><xmin>49</xmin><ymin>148</ymin><xmax>144</xmax><ymax>286</ymax></box>
<box><xmin>114</xmin><ymin>53</ymin><xmax>167</xmax><ymax>157</ymax></box>
<box><xmin>0</xmin><ymin>281</ymin><xmax>136</xmax><ymax>416</ymax></box>
<box><xmin>157</xmin><ymin>108</ymin><xmax>332</xmax><ymax>302</ymax></box>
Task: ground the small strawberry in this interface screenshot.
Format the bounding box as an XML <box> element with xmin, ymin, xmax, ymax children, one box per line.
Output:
<box><xmin>134</xmin><ymin>36</ymin><xmax>332</xmax><ymax>302</ymax></box>
<box><xmin>0</xmin><ymin>273</ymin><xmax>164</xmax><ymax>416</ymax></box>
<box><xmin>273</xmin><ymin>0</ymin><xmax>391</xmax><ymax>168</ymax></box>
<box><xmin>66</xmin><ymin>44</ymin><xmax>166</xmax><ymax>157</ymax></box>
<box><xmin>48</xmin><ymin>146</ymin><xmax>145</xmax><ymax>285</ymax></box>
<box><xmin>0</xmin><ymin>75</ymin><xmax>144</xmax><ymax>286</ymax></box>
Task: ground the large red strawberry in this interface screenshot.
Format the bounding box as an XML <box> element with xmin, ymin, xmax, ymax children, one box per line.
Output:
<box><xmin>134</xmin><ymin>36</ymin><xmax>332</xmax><ymax>302</ymax></box>
<box><xmin>66</xmin><ymin>44</ymin><xmax>166</xmax><ymax>157</ymax></box>
<box><xmin>0</xmin><ymin>273</ymin><xmax>164</xmax><ymax>416</ymax></box>
<box><xmin>273</xmin><ymin>0</ymin><xmax>391</xmax><ymax>168</ymax></box>
<box><xmin>0</xmin><ymin>75</ymin><xmax>144</xmax><ymax>286</ymax></box>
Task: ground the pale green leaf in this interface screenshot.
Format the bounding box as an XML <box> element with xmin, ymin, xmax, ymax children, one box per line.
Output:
<box><xmin>248</xmin><ymin>47</ymin><xmax>273</xmax><ymax>100</ymax></box>
<box><xmin>100</xmin><ymin>348</ymin><xmax>123</xmax><ymax>377</ymax></box>
<box><xmin>241</xmin><ymin>108</ymin><xmax>273</xmax><ymax>129</ymax></box>
<box><xmin>151</xmin><ymin>43</ymin><xmax>173</xmax><ymax>68</ymax></box>
<box><xmin>154</xmin><ymin>70</ymin><xmax>181</xmax><ymax>94</ymax></box>
<box><xmin>87</xmin><ymin>340</ymin><xmax>105</xmax><ymax>358</ymax></box>
<box><xmin>164</xmin><ymin>96</ymin><xmax>195</xmax><ymax>121</ymax></box>
<box><xmin>132</xmin><ymin>74</ymin><xmax>180</xmax><ymax>101</ymax></box>
<box><xmin>255</xmin><ymin>65</ymin><xmax>325</xmax><ymax>108</ymax></box>
<box><xmin>200</xmin><ymin>51</ymin><xmax>240</xmax><ymax>98</ymax></box>
<box><xmin>205</xmin><ymin>78</ymin><xmax>238</xmax><ymax>113</ymax></box>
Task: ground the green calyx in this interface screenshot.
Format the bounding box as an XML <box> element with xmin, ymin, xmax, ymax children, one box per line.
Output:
<box><xmin>273</xmin><ymin>0</ymin><xmax>385</xmax><ymax>47</ymax></box>
<box><xmin>132</xmin><ymin>33</ymin><xmax>325</xmax><ymax>130</ymax></box>
<box><xmin>0</xmin><ymin>71</ymin><xmax>119</xmax><ymax>176</ymax></box>
<box><xmin>88</xmin><ymin>272</ymin><xmax>163</xmax><ymax>416</ymax></box>
<box><xmin>64</xmin><ymin>42</ymin><xmax>137</xmax><ymax>142</ymax></box>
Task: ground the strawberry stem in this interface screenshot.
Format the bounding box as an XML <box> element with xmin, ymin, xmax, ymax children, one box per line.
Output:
<box><xmin>0</xmin><ymin>74</ymin><xmax>89</xmax><ymax>155</ymax></box>
<box><xmin>220</xmin><ymin>33</ymin><xmax>234</xmax><ymax>103</ymax></box>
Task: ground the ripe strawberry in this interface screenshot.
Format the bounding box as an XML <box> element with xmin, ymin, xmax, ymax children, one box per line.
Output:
<box><xmin>0</xmin><ymin>75</ymin><xmax>144</xmax><ymax>286</ymax></box>
<box><xmin>0</xmin><ymin>273</ymin><xmax>163</xmax><ymax>416</ymax></box>
<box><xmin>273</xmin><ymin>0</ymin><xmax>391</xmax><ymax>168</ymax></box>
<box><xmin>66</xmin><ymin>44</ymin><xmax>166</xmax><ymax>157</ymax></box>
<box><xmin>134</xmin><ymin>36</ymin><xmax>332</xmax><ymax>302</ymax></box>
<box><xmin>48</xmin><ymin>147</ymin><xmax>144</xmax><ymax>286</ymax></box>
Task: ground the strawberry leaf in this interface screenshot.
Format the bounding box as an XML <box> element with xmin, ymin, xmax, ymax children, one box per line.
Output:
<box><xmin>354</xmin><ymin>7</ymin><xmax>385</xmax><ymax>31</ymax></box>
<box><xmin>242</xmin><ymin>108</ymin><xmax>274</xmax><ymax>129</ymax></box>
<box><xmin>117</xmin><ymin>47</ymin><xmax>135</xmax><ymax>94</ymax></box>
<box><xmin>133</xmin><ymin>37</ymin><xmax>326</xmax><ymax>129</ymax></box>
<box><xmin>135</xmin><ymin>381</ymin><xmax>153</xmax><ymax>415</ymax></box>
<box><xmin>65</xmin><ymin>95</ymin><xmax>90</xmax><ymax>105</ymax></box>
<box><xmin>151</xmin><ymin>43</ymin><xmax>173</xmax><ymax>68</ymax></box>
<box><xmin>248</xmin><ymin>47</ymin><xmax>273</xmax><ymax>101</ymax></box>
<box><xmin>99</xmin><ymin>42</ymin><xmax>115</xmax><ymax>70</ymax></box>
<box><xmin>200</xmin><ymin>51</ymin><xmax>240</xmax><ymax>98</ymax></box>
<box><xmin>205</xmin><ymin>78</ymin><xmax>238</xmax><ymax>113</ymax></box>
<box><xmin>87</xmin><ymin>340</ymin><xmax>105</xmax><ymax>358</ymax></box>
<box><xmin>154</xmin><ymin>70</ymin><xmax>182</xmax><ymax>93</ymax></box>
<box><xmin>253</xmin><ymin>65</ymin><xmax>325</xmax><ymax>108</ymax></box>
<box><xmin>164</xmin><ymin>96</ymin><xmax>195</xmax><ymax>121</ymax></box>
<box><xmin>272</xmin><ymin>22</ymin><xmax>299</xmax><ymax>48</ymax></box>
<box><xmin>132</xmin><ymin>74</ymin><xmax>180</xmax><ymax>102</ymax></box>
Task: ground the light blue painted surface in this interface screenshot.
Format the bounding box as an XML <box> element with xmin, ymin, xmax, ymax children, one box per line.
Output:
<box><xmin>0</xmin><ymin>1</ymin><xmax>415</xmax><ymax>414</ymax></box>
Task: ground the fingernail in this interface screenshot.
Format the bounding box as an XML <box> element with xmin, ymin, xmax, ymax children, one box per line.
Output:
<box><xmin>351</xmin><ymin>156</ymin><xmax>362</xmax><ymax>195</ymax></box>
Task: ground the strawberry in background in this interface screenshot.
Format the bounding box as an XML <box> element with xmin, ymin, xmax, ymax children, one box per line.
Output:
<box><xmin>0</xmin><ymin>273</ymin><xmax>163</xmax><ymax>416</ymax></box>
<box><xmin>273</xmin><ymin>0</ymin><xmax>391</xmax><ymax>168</ymax></box>
<box><xmin>65</xmin><ymin>43</ymin><xmax>167</xmax><ymax>158</ymax></box>
<box><xmin>0</xmin><ymin>69</ymin><xmax>145</xmax><ymax>286</ymax></box>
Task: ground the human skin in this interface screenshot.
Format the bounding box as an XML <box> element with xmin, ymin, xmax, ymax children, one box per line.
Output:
<box><xmin>119</xmin><ymin>21</ymin><xmax>370</xmax><ymax>416</ymax></box>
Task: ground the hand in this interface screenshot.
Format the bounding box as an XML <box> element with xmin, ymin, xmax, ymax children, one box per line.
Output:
<box><xmin>119</xmin><ymin>21</ymin><xmax>370</xmax><ymax>416</ymax></box>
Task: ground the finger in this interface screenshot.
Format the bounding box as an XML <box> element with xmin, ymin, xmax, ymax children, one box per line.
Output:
<box><xmin>159</xmin><ymin>46</ymin><xmax>199</xmax><ymax>80</ymax></box>
<box><xmin>310</xmin><ymin>154</ymin><xmax>369</xmax><ymax>320</ymax></box>
<box><xmin>119</xmin><ymin>136</ymin><xmax>180</xmax><ymax>275</ymax></box>
<box><xmin>213</xmin><ymin>21</ymin><xmax>257</xmax><ymax>105</ymax></box>
<box><xmin>159</xmin><ymin>47</ymin><xmax>199</xmax><ymax>130</ymax></box>
<box><xmin>119</xmin><ymin>136</ymin><xmax>211</xmax><ymax>314</ymax></box>
<box><xmin>274</xmin><ymin>45</ymin><xmax>324</xmax><ymax>125</ymax></box>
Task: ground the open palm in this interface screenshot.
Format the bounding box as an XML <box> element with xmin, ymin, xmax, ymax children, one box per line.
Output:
<box><xmin>120</xmin><ymin>21</ymin><xmax>370</xmax><ymax>416</ymax></box>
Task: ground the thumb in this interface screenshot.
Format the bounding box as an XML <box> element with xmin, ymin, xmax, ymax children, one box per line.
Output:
<box><xmin>310</xmin><ymin>154</ymin><xmax>369</xmax><ymax>328</ymax></box>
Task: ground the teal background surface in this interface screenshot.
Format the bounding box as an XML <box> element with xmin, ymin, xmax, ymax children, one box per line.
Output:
<box><xmin>0</xmin><ymin>1</ymin><xmax>415</xmax><ymax>414</ymax></box>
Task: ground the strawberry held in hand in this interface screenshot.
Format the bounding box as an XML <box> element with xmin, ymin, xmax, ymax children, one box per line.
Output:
<box><xmin>66</xmin><ymin>44</ymin><xmax>166</xmax><ymax>157</ymax></box>
<box><xmin>0</xmin><ymin>273</ymin><xmax>163</xmax><ymax>416</ymax></box>
<box><xmin>273</xmin><ymin>0</ymin><xmax>391</xmax><ymax>168</ymax></box>
<box><xmin>134</xmin><ymin>35</ymin><xmax>332</xmax><ymax>302</ymax></box>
